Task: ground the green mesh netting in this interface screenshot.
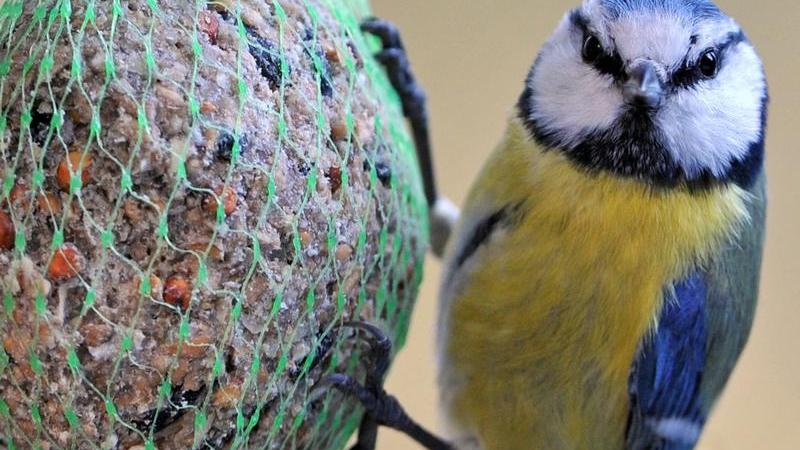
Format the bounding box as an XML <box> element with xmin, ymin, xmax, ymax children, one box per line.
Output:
<box><xmin>0</xmin><ymin>0</ymin><xmax>428</xmax><ymax>448</ymax></box>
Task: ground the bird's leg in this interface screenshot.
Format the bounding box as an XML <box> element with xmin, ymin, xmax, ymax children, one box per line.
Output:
<box><xmin>326</xmin><ymin>322</ymin><xmax>454</xmax><ymax>450</ymax></box>
<box><xmin>328</xmin><ymin>18</ymin><xmax>456</xmax><ymax>450</ymax></box>
<box><xmin>361</xmin><ymin>18</ymin><xmax>459</xmax><ymax>258</ymax></box>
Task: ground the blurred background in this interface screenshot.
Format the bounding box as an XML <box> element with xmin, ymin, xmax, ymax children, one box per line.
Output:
<box><xmin>370</xmin><ymin>1</ymin><xmax>800</xmax><ymax>449</ymax></box>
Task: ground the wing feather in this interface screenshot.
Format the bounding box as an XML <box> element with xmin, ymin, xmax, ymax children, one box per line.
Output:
<box><xmin>626</xmin><ymin>174</ymin><xmax>766</xmax><ymax>450</ymax></box>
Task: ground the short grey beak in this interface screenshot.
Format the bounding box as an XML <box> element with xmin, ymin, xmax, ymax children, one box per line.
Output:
<box><xmin>624</xmin><ymin>60</ymin><xmax>664</xmax><ymax>109</ymax></box>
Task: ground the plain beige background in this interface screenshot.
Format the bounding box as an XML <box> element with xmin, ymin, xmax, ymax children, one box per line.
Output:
<box><xmin>370</xmin><ymin>1</ymin><xmax>800</xmax><ymax>449</ymax></box>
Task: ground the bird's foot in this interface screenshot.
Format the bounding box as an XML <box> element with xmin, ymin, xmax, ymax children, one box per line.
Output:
<box><xmin>326</xmin><ymin>321</ymin><xmax>453</xmax><ymax>450</ymax></box>
<box><xmin>362</xmin><ymin>17</ymin><xmax>459</xmax><ymax>256</ymax></box>
<box><xmin>361</xmin><ymin>17</ymin><xmax>427</xmax><ymax>122</ymax></box>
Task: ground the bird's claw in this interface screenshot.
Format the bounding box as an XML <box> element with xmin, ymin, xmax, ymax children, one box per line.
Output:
<box><xmin>361</xmin><ymin>17</ymin><xmax>427</xmax><ymax>123</ymax></box>
<box><xmin>324</xmin><ymin>321</ymin><xmax>394</xmax><ymax>450</ymax></box>
<box><xmin>325</xmin><ymin>321</ymin><xmax>452</xmax><ymax>450</ymax></box>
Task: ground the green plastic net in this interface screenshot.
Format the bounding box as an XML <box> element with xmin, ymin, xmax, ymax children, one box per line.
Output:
<box><xmin>0</xmin><ymin>0</ymin><xmax>428</xmax><ymax>448</ymax></box>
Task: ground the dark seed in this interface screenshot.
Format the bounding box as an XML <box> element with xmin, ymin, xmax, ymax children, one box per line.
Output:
<box><xmin>247</xmin><ymin>30</ymin><xmax>288</xmax><ymax>90</ymax></box>
<box><xmin>225</xmin><ymin>348</ymin><xmax>236</xmax><ymax>373</ymax></box>
<box><xmin>132</xmin><ymin>385</ymin><xmax>204</xmax><ymax>433</ymax></box>
<box><xmin>217</xmin><ymin>9</ymin><xmax>232</xmax><ymax>22</ymax></box>
<box><xmin>216</xmin><ymin>132</ymin><xmax>248</xmax><ymax>161</ymax></box>
<box><xmin>318</xmin><ymin>59</ymin><xmax>333</xmax><ymax>96</ymax></box>
<box><xmin>30</xmin><ymin>104</ymin><xmax>52</xmax><ymax>146</ymax></box>
<box><xmin>362</xmin><ymin>159</ymin><xmax>391</xmax><ymax>187</ymax></box>
<box><xmin>216</xmin><ymin>132</ymin><xmax>234</xmax><ymax>159</ymax></box>
<box><xmin>272</xmin><ymin>231</ymin><xmax>296</xmax><ymax>264</ymax></box>
<box><xmin>374</xmin><ymin>162</ymin><xmax>392</xmax><ymax>187</ymax></box>
<box><xmin>303</xmin><ymin>28</ymin><xmax>333</xmax><ymax>97</ymax></box>
<box><xmin>315</xmin><ymin>48</ymin><xmax>333</xmax><ymax>97</ymax></box>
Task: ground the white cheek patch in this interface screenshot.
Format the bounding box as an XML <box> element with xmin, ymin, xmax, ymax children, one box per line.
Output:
<box><xmin>523</xmin><ymin>6</ymin><xmax>766</xmax><ymax>181</ymax></box>
<box><xmin>658</xmin><ymin>43</ymin><xmax>766</xmax><ymax>178</ymax></box>
<box><xmin>526</xmin><ymin>16</ymin><xmax>623</xmax><ymax>148</ymax></box>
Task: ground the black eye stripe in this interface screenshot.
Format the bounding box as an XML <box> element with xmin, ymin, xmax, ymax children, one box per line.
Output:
<box><xmin>570</xmin><ymin>10</ymin><xmax>747</xmax><ymax>87</ymax></box>
<box><xmin>593</xmin><ymin>49</ymin><xmax>626</xmax><ymax>79</ymax></box>
<box><xmin>570</xmin><ymin>11</ymin><xmax>626</xmax><ymax>80</ymax></box>
<box><xmin>673</xmin><ymin>31</ymin><xmax>746</xmax><ymax>87</ymax></box>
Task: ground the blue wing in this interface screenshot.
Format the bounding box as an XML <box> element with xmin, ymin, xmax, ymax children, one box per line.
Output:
<box><xmin>626</xmin><ymin>174</ymin><xmax>766</xmax><ymax>450</ymax></box>
<box><xmin>626</xmin><ymin>272</ymin><xmax>708</xmax><ymax>450</ymax></box>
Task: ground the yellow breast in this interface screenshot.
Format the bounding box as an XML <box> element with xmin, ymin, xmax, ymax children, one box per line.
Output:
<box><xmin>440</xmin><ymin>119</ymin><xmax>748</xmax><ymax>450</ymax></box>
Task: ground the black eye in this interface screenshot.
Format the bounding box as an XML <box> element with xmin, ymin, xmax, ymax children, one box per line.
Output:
<box><xmin>698</xmin><ymin>49</ymin><xmax>718</xmax><ymax>77</ymax></box>
<box><xmin>582</xmin><ymin>35</ymin><xmax>603</xmax><ymax>63</ymax></box>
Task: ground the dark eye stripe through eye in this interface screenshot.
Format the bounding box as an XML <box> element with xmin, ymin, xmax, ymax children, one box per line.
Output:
<box><xmin>672</xmin><ymin>31</ymin><xmax>746</xmax><ymax>87</ymax></box>
<box><xmin>582</xmin><ymin>35</ymin><xmax>604</xmax><ymax>63</ymax></box>
<box><xmin>698</xmin><ymin>49</ymin><xmax>719</xmax><ymax>77</ymax></box>
<box><xmin>592</xmin><ymin>49</ymin><xmax>626</xmax><ymax>79</ymax></box>
<box><xmin>570</xmin><ymin>11</ymin><xmax>625</xmax><ymax>80</ymax></box>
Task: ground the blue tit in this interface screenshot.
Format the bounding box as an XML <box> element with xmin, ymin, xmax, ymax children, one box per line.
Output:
<box><xmin>330</xmin><ymin>2</ymin><xmax>767</xmax><ymax>449</ymax></box>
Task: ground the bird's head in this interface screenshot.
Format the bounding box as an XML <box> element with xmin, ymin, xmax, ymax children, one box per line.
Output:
<box><xmin>518</xmin><ymin>0</ymin><xmax>767</xmax><ymax>188</ymax></box>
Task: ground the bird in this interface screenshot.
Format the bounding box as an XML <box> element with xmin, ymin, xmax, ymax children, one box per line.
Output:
<box><xmin>329</xmin><ymin>1</ymin><xmax>768</xmax><ymax>449</ymax></box>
